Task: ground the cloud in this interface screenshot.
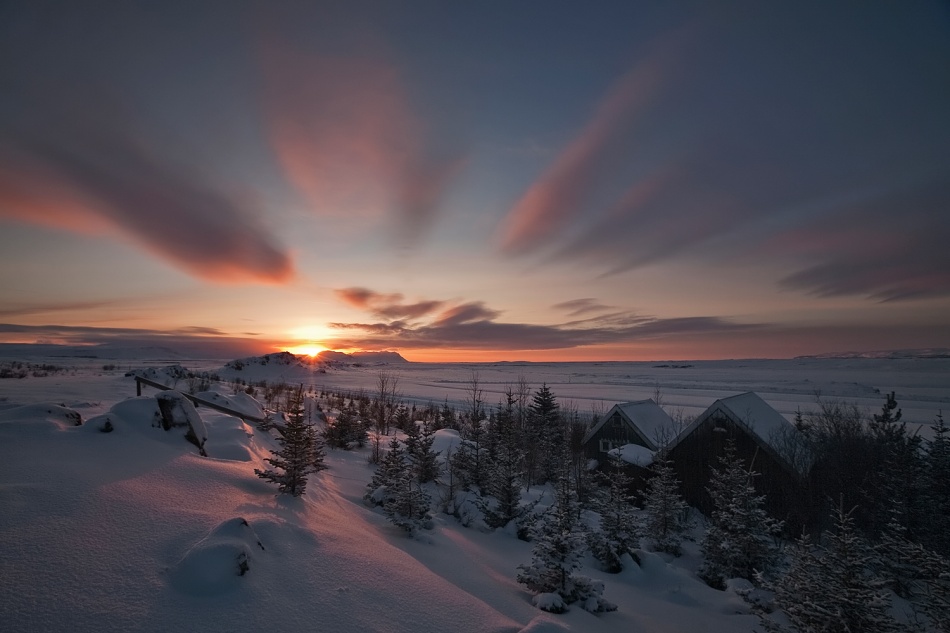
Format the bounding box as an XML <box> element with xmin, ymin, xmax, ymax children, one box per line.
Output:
<box><xmin>493</xmin><ymin>6</ymin><xmax>950</xmax><ymax>301</ymax></box>
<box><xmin>496</xmin><ymin>35</ymin><xmax>680</xmax><ymax>254</ymax></box>
<box><xmin>259</xmin><ymin>42</ymin><xmax>465</xmax><ymax>242</ymax></box>
<box><xmin>0</xmin><ymin>300</ymin><xmax>124</xmax><ymax>319</ymax></box>
<box><xmin>774</xmin><ymin>181</ymin><xmax>950</xmax><ymax>301</ymax></box>
<box><xmin>0</xmin><ymin>80</ymin><xmax>294</xmax><ymax>284</ymax></box>
<box><xmin>433</xmin><ymin>302</ymin><xmax>501</xmax><ymax>327</ymax></box>
<box><xmin>329</xmin><ymin>287</ymin><xmax>757</xmax><ymax>351</ymax></box>
<box><xmin>0</xmin><ymin>323</ymin><xmax>270</xmax><ymax>358</ymax></box>
<box><xmin>552</xmin><ymin>298</ymin><xmax>615</xmax><ymax>317</ymax></box>
<box><xmin>334</xmin><ymin>287</ymin><xmax>445</xmax><ymax>320</ymax></box>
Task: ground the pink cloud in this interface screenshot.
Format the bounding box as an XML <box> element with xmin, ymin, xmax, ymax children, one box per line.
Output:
<box><xmin>496</xmin><ymin>35</ymin><xmax>684</xmax><ymax>253</ymax></box>
<box><xmin>0</xmin><ymin>132</ymin><xmax>294</xmax><ymax>285</ymax></box>
<box><xmin>260</xmin><ymin>44</ymin><xmax>463</xmax><ymax>238</ymax></box>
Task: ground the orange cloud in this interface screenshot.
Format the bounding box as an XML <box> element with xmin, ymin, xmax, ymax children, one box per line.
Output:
<box><xmin>0</xmin><ymin>109</ymin><xmax>294</xmax><ymax>285</ymax></box>
<box><xmin>260</xmin><ymin>43</ymin><xmax>463</xmax><ymax>239</ymax></box>
<box><xmin>496</xmin><ymin>35</ymin><xmax>683</xmax><ymax>254</ymax></box>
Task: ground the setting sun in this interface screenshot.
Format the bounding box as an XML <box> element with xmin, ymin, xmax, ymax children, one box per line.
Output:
<box><xmin>285</xmin><ymin>344</ymin><xmax>327</xmax><ymax>357</ymax></box>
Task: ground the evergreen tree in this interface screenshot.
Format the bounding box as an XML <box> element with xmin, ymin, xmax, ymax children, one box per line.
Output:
<box><xmin>364</xmin><ymin>436</ymin><xmax>408</xmax><ymax>506</ymax></box>
<box><xmin>641</xmin><ymin>458</ymin><xmax>690</xmax><ymax>556</ymax></box>
<box><xmin>439</xmin><ymin>398</ymin><xmax>457</xmax><ymax>430</ymax></box>
<box><xmin>481</xmin><ymin>392</ymin><xmax>525</xmax><ymax>529</ymax></box>
<box><xmin>255</xmin><ymin>385</ymin><xmax>326</xmax><ymax>496</ymax></box>
<box><xmin>393</xmin><ymin>405</ymin><xmax>411</xmax><ymax>433</ymax></box>
<box><xmin>760</xmin><ymin>504</ymin><xmax>900</xmax><ymax>633</ymax></box>
<box><xmin>588</xmin><ymin>456</ymin><xmax>640</xmax><ymax>572</ymax></box>
<box><xmin>698</xmin><ymin>441</ymin><xmax>782</xmax><ymax>588</ymax></box>
<box><xmin>384</xmin><ymin>469</ymin><xmax>433</xmax><ymax>536</ymax></box>
<box><xmin>864</xmin><ymin>392</ymin><xmax>924</xmax><ymax>538</ymax></box>
<box><xmin>517</xmin><ymin>474</ymin><xmax>616</xmax><ymax>613</ymax></box>
<box><xmin>323</xmin><ymin>402</ymin><xmax>366</xmax><ymax>449</ymax></box>
<box><xmin>527</xmin><ymin>384</ymin><xmax>562</xmax><ymax>484</ymax></box>
<box><xmin>405</xmin><ymin>421</ymin><xmax>441</xmax><ymax>484</ymax></box>
<box><xmin>873</xmin><ymin>514</ymin><xmax>950</xmax><ymax>631</ymax></box>
<box><xmin>923</xmin><ymin>411</ymin><xmax>950</xmax><ymax>556</ymax></box>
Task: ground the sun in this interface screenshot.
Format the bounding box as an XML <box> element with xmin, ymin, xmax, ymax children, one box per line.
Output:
<box><xmin>286</xmin><ymin>344</ymin><xmax>327</xmax><ymax>358</ymax></box>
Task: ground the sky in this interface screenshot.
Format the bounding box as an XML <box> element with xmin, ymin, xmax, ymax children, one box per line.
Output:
<box><xmin>1</xmin><ymin>0</ymin><xmax>949</xmax><ymax>362</ymax></box>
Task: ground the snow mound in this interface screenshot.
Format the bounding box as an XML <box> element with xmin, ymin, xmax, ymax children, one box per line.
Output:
<box><xmin>169</xmin><ymin>518</ymin><xmax>265</xmax><ymax>596</ymax></box>
<box><xmin>202</xmin><ymin>412</ymin><xmax>256</xmax><ymax>461</ymax></box>
<box><xmin>0</xmin><ymin>403</ymin><xmax>82</xmax><ymax>429</ymax></box>
<box><xmin>108</xmin><ymin>396</ymin><xmax>164</xmax><ymax>429</ymax></box>
<box><xmin>130</xmin><ymin>364</ymin><xmax>189</xmax><ymax>386</ymax></box>
<box><xmin>432</xmin><ymin>428</ymin><xmax>462</xmax><ymax>459</ymax></box>
<box><xmin>532</xmin><ymin>592</ymin><xmax>567</xmax><ymax>613</ymax></box>
<box><xmin>195</xmin><ymin>390</ymin><xmax>265</xmax><ymax>420</ymax></box>
<box><xmin>608</xmin><ymin>443</ymin><xmax>655</xmax><ymax>468</ymax></box>
<box><xmin>518</xmin><ymin>613</ymin><xmax>571</xmax><ymax>631</ymax></box>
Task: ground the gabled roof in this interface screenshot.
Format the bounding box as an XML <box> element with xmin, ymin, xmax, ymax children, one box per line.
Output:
<box><xmin>582</xmin><ymin>399</ymin><xmax>676</xmax><ymax>451</ymax></box>
<box><xmin>667</xmin><ymin>391</ymin><xmax>810</xmax><ymax>476</ymax></box>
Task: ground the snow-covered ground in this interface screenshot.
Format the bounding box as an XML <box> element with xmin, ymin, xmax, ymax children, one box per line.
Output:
<box><xmin>1</xmin><ymin>354</ymin><xmax>948</xmax><ymax>632</ymax></box>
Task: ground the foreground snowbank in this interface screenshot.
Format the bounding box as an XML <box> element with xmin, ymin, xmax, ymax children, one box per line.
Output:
<box><xmin>0</xmin><ymin>390</ymin><xmax>758</xmax><ymax>633</ymax></box>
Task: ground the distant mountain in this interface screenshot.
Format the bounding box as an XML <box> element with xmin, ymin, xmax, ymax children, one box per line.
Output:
<box><xmin>223</xmin><ymin>350</ymin><xmax>408</xmax><ymax>373</ymax></box>
<box><xmin>318</xmin><ymin>350</ymin><xmax>408</xmax><ymax>364</ymax></box>
<box><xmin>795</xmin><ymin>348</ymin><xmax>950</xmax><ymax>360</ymax></box>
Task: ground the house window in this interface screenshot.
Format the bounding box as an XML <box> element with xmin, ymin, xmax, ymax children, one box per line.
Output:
<box><xmin>599</xmin><ymin>438</ymin><xmax>616</xmax><ymax>453</ymax></box>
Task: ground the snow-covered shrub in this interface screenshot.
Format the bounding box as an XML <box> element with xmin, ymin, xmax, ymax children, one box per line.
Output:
<box><xmin>517</xmin><ymin>477</ymin><xmax>617</xmax><ymax>613</ymax></box>
<box><xmin>758</xmin><ymin>505</ymin><xmax>901</xmax><ymax>633</ymax></box>
<box><xmin>698</xmin><ymin>441</ymin><xmax>782</xmax><ymax>589</ymax></box>
<box><xmin>640</xmin><ymin>459</ymin><xmax>690</xmax><ymax>556</ymax></box>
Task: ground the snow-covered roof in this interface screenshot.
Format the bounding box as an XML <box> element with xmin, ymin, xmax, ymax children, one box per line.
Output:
<box><xmin>668</xmin><ymin>391</ymin><xmax>809</xmax><ymax>475</ymax></box>
<box><xmin>582</xmin><ymin>399</ymin><xmax>676</xmax><ymax>451</ymax></box>
<box><xmin>715</xmin><ymin>392</ymin><xmax>792</xmax><ymax>445</ymax></box>
<box><xmin>608</xmin><ymin>443</ymin><xmax>656</xmax><ymax>468</ymax></box>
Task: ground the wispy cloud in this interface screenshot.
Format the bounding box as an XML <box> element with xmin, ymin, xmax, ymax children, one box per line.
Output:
<box><xmin>260</xmin><ymin>43</ymin><xmax>465</xmax><ymax>243</ymax></box>
<box><xmin>493</xmin><ymin>7</ymin><xmax>950</xmax><ymax>302</ymax></box>
<box><xmin>774</xmin><ymin>181</ymin><xmax>950</xmax><ymax>301</ymax></box>
<box><xmin>328</xmin><ymin>287</ymin><xmax>757</xmax><ymax>351</ymax></box>
<box><xmin>496</xmin><ymin>34</ymin><xmax>681</xmax><ymax>254</ymax></box>
<box><xmin>0</xmin><ymin>300</ymin><xmax>125</xmax><ymax>319</ymax></box>
<box><xmin>552</xmin><ymin>298</ymin><xmax>615</xmax><ymax>317</ymax></box>
<box><xmin>0</xmin><ymin>86</ymin><xmax>294</xmax><ymax>283</ymax></box>
<box><xmin>0</xmin><ymin>323</ymin><xmax>269</xmax><ymax>357</ymax></box>
<box><xmin>334</xmin><ymin>287</ymin><xmax>445</xmax><ymax>320</ymax></box>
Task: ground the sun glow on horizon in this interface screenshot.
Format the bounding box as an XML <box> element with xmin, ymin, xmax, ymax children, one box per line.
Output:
<box><xmin>285</xmin><ymin>343</ymin><xmax>328</xmax><ymax>357</ymax></box>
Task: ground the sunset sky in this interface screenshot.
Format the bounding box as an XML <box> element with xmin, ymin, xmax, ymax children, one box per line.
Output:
<box><xmin>1</xmin><ymin>1</ymin><xmax>949</xmax><ymax>361</ymax></box>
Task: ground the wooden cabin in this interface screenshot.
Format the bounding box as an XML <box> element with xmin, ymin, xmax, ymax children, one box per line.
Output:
<box><xmin>582</xmin><ymin>399</ymin><xmax>676</xmax><ymax>465</ymax></box>
<box><xmin>665</xmin><ymin>392</ymin><xmax>812</xmax><ymax>531</ymax></box>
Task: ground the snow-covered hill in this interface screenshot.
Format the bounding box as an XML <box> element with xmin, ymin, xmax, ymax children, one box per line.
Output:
<box><xmin>0</xmin><ymin>375</ymin><xmax>759</xmax><ymax>633</ymax></box>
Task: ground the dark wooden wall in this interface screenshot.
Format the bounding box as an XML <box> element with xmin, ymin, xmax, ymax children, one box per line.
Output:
<box><xmin>666</xmin><ymin>414</ymin><xmax>810</xmax><ymax>533</ymax></box>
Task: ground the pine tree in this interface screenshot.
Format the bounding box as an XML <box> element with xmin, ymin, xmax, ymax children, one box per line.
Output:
<box><xmin>393</xmin><ymin>405</ymin><xmax>411</xmax><ymax>433</ymax></box>
<box><xmin>760</xmin><ymin>504</ymin><xmax>900</xmax><ymax>633</ymax></box>
<box><xmin>439</xmin><ymin>398</ymin><xmax>457</xmax><ymax>430</ymax></box>
<box><xmin>383</xmin><ymin>469</ymin><xmax>433</xmax><ymax>536</ymax></box>
<box><xmin>698</xmin><ymin>441</ymin><xmax>782</xmax><ymax>588</ymax></box>
<box><xmin>405</xmin><ymin>421</ymin><xmax>441</xmax><ymax>484</ymax></box>
<box><xmin>255</xmin><ymin>385</ymin><xmax>326</xmax><ymax>496</ymax></box>
<box><xmin>589</xmin><ymin>455</ymin><xmax>640</xmax><ymax>572</ymax></box>
<box><xmin>527</xmin><ymin>384</ymin><xmax>562</xmax><ymax>484</ymax></box>
<box><xmin>364</xmin><ymin>436</ymin><xmax>408</xmax><ymax>506</ymax></box>
<box><xmin>517</xmin><ymin>474</ymin><xmax>616</xmax><ymax>613</ymax></box>
<box><xmin>323</xmin><ymin>402</ymin><xmax>366</xmax><ymax>449</ymax></box>
<box><xmin>923</xmin><ymin>411</ymin><xmax>950</xmax><ymax>556</ymax></box>
<box><xmin>641</xmin><ymin>458</ymin><xmax>690</xmax><ymax>556</ymax></box>
<box><xmin>481</xmin><ymin>392</ymin><xmax>525</xmax><ymax>529</ymax></box>
<box><xmin>873</xmin><ymin>514</ymin><xmax>950</xmax><ymax>631</ymax></box>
